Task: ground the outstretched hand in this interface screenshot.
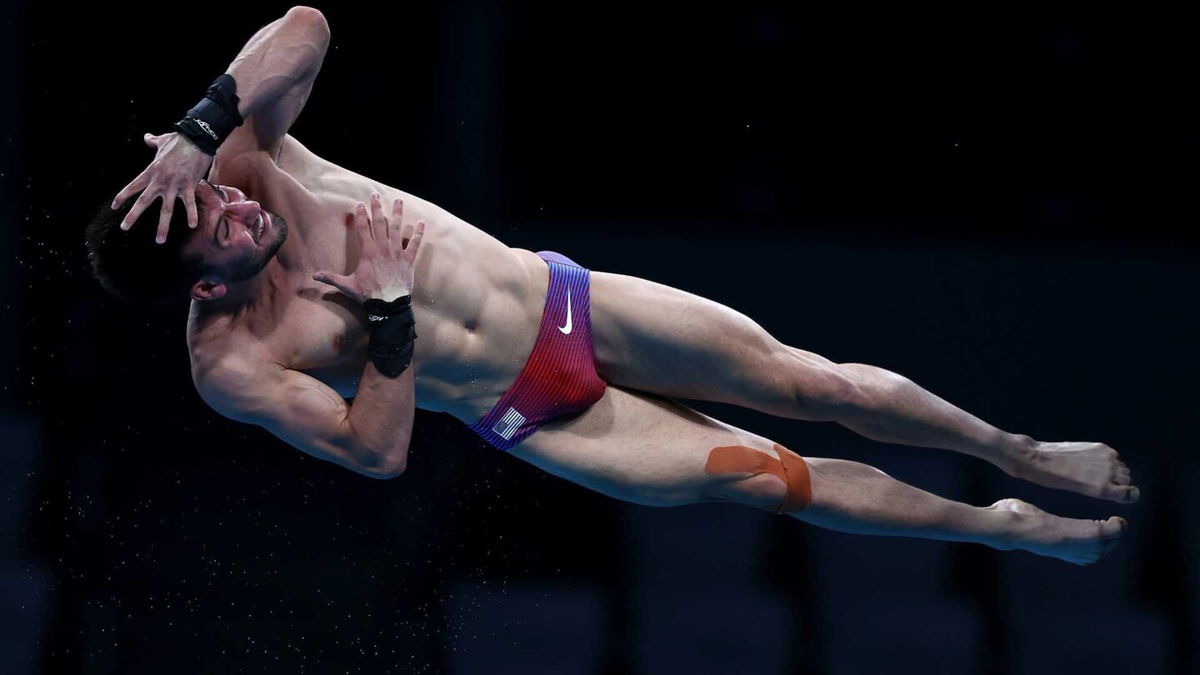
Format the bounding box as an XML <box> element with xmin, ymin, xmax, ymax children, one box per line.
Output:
<box><xmin>313</xmin><ymin>193</ymin><xmax>425</xmax><ymax>304</ymax></box>
<box><xmin>111</xmin><ymin>132</ymin><xmax>214</xmax><ymax>244</ymax></box>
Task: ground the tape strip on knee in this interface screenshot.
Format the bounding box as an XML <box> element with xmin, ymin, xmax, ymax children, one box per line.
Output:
<box><xmin>704</xmin><ymin>443</ymin><xmax>812</xmax><ymax>514</ymax></box>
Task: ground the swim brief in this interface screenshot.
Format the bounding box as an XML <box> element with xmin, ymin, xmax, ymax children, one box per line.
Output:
<box><xmin>468</xmin><ymin>251</ymin><xmax>608</xmax><ymax>450</ymax></box>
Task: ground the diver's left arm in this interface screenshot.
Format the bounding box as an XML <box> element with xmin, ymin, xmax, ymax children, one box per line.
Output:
<box><xmin>113</xmin><ymin>7</ymin><xmax>330</xmax><ymax>240</ymax></box>
<box><xmin>223</xmin><ymin>6</ymin><xmax>331</xmax><ymax>155</ymax></box>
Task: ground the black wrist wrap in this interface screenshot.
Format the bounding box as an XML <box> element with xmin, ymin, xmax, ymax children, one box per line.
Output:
<box><xmin>362</xmin><ymin>295</ymin><xmax>417</xmax><ymax>377</ymax></box>
<box><xmin>173</xmin><ymin>74</ymin><xmax>244</xmax><ymax>155</ymax></box>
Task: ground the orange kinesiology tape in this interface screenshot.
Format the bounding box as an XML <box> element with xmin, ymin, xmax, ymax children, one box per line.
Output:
<box><xmin>704</xmin><ymin>444</ymin><xmax>813</xmax><ymax>513</ymax></box>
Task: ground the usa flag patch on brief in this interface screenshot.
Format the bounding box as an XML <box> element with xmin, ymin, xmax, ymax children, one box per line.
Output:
<box><xmin>492</xmin><ymin>407</ymin><xmax>526</xmax><ymax>441</ymax></box>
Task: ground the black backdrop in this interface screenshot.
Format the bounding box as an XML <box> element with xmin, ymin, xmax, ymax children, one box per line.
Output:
<box><xmin>4</xmin><ymin>3</ymin><xmax>1197</xmax><ymax>674</ymax></box>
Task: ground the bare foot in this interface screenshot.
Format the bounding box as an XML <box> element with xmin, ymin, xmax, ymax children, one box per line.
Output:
<box><xmin>988</xmin><ymin>498</ymin><xmax>1126</xmax><ymax>566</ymax></box>
<box><xmin>1006</xmin><ymin>439</ymin><xmax>1140</xmax><ymax>504</ymax></box>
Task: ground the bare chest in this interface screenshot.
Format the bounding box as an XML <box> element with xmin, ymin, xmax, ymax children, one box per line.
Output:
<box><xmin>196</xmin><ymin>140</ymin><xmax>551</xmax><ymax>421</ymax></box>
<box><xmin>275</xmin><ymin>290</ymin><xmax>369</xmax><ymax>396</ymax></box>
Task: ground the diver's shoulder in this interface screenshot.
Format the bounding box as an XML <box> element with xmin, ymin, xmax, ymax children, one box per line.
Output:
<box><xmin>188</xmin><ymin>333</ymin><xmax>280</xmax><ymax>416</ymax></box>
<box><xmin>210</xmin><ymin>133</ymin><xmax>319</xmax><ymax>182</ymax></box>
<box><xmin>276</xmin><ymin>134</ymin><xmax>325</xmax><ymax>172</ymax></box>
<box><xmin>187</xmin><ymin>315</ymin><xmax>269</xmax><ymax>384</ymax></box>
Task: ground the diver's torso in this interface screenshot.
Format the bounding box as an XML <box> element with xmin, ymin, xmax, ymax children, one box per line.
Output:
<box><xmin>186</xmin><ymin>135</ymin><xmax>550</xmax><ymax>424</ymax></box>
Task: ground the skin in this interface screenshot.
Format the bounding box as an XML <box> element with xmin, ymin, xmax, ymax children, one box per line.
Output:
<box><xmin>118</xmin><ymin>8</ymin><xmax>1136</xmax><ymax>565</ymax></box>
<box><xmin>178</xmin><ymin>135</ymin><xmax>1131</xmax><ymax>565</ymax></box>
<box><xmin>180</xmin><ymin>179</ymin><xmax>283</xmax><ymax>293</ymax></box>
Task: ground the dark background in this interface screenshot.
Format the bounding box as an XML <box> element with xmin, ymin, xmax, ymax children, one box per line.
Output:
<box><xmin>3</xmin><ymin>2</ymin><xmax>1197</xmax><ymax>673</ymax></box>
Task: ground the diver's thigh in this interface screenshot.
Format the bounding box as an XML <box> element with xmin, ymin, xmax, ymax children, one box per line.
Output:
<box><xmin>588</xmin><ymin>271</ymin><xmax>786</xmax><ymax>403</ymax></box>
<box><xmin>509</xmin><ymin>385</ymin><xmax>780</xmax><ymax>509</ymax></box>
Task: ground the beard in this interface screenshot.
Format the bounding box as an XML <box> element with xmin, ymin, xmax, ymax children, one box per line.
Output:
<box><xmin>227</xmin><ymin>212</ymin><xmax>289</xmax><ymax>283</ymax></box>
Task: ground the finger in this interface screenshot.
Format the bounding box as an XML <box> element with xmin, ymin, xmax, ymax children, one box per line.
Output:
<box><xmin>120</xmin><ymin>187</ymin><xmax>158</xmax><ymax>230</ymax></box>
<box><xmin>389</xmin><ymin>198</ymin><xmax>403</xmax><ymax>241</ymax></box>
<box><xmin>312</xmin><ymin>271</ymin><xmax>355</xmax><ymax>297</ymax></box>
<box><xmin>353</xmin><ymin>201</ymin><xmax>373</xmax><ymax>248</ymax></box>
<box><xmin>370</xmin><ymin>192</ymin><xmax>385</xmax><ymax>241</ymax></box>
<box><xmin>406</xmin><ymin>220</ymin><xmax>426</xmax><ymax>256</ymax></box>
<box><xmin>182</xmin><ymin>189</ymin><xmax>199</xmax><ymax>230</ymax></box>
<box><xmin>112</xmin><ymin>168</ymin><xmax>152</xmax><ymax>210</ymax></box>
<box><xmin>155</xmin><ymin>192</ymin><xmax>176</xmax><ymax>244</ymax></box>
<box><xmin>143</xmin><ymin>132</ymin><xmax>159</xmax><ymax>148</ymax></box>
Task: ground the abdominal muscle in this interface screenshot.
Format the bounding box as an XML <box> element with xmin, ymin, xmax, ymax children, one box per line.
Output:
<box><xmin>404</xmin><ymin>242</ymin><xmax>553</xmax><ymax>424</ymax></box>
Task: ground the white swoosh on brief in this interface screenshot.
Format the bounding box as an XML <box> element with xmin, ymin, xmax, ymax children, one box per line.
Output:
<box><xmin>558</xmin><ymin>285</ymin><xmax>573</xmax><ymax>335</ymax></box>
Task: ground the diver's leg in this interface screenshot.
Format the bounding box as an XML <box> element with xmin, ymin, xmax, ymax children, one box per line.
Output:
<box><xmin>781</xmin><ymin>456</ymin><xmax>1124</xmax><ymax>566</ymax></box>
<box><xmin>588</xmin><ymin>271</ymin><xmax>1138</xmax><ymax>503</ymax></box>
<box><xmin>511</xmin><ymin>385</ymin><xmax>1126</xmax><ymax>566</ymax></box>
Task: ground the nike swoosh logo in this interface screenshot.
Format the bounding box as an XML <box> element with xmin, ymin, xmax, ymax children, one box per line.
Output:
<box><xmin>558</xmin><ymin>285</ymin><xmax>573</xmax><ymax>334</ymax></box>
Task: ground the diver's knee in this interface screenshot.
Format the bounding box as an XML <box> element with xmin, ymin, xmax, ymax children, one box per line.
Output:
<box><xmin>702</xmin><ymin>443</ymin><xmax>813</xmax><ymax>514</ymax></box>
<box><xmin>734</xmin><ymin>473</ymin><xmax>792</xmax><ymax>511</ymax></box>
<box><xmin>769</xmin><ymin>349</ymin><xmax>864</xmax><ymax>420</ymax></box>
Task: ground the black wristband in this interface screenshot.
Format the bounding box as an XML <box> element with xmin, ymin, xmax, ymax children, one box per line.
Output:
<box><xmin>172</xmin><ymin>74</ymin><xmax>244</xmax><ymax>155</ymax></box>
<box><xmin>363</xmin><ymin>295</ymin><xmax>417</xmax><ymax>377</ymax></box>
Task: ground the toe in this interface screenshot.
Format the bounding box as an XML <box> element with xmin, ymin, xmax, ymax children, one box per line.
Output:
<box><xmin>1102</xmin><ymin>484</ymin><xmax>1140</xmax><ymax>503</ymax></box>
<box><xmin>1123</xmin><ymin>486</ymin><xmax>1140</xmax><ymax>504</ymax></box>
<box><xmin>1102</xmin><ymin>516</ymin><xmax>1127</xmax><ymax>537</ymax></box>
<box><xmin>1099</xmin><ymin>517</ymin><xmax>1126</xmax><ymax>555</ymax></box>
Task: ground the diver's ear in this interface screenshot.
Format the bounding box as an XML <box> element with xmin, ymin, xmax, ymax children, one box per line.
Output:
<box><xmin>191</xmin><ymin>277</ymin><xmax>227</xmax><ymax>301</ymax></box>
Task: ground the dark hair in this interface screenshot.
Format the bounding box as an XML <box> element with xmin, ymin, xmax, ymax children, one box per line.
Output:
<box><xmin>85</xmin><ymin>194</ymin><xmax>206</xmax><ymax>305</ymax></box>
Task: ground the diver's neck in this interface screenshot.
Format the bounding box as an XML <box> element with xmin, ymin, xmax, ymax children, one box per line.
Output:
<box><xmin>191</xmin><ymin>256</ymin><xmax>291</xmax><ymax>320</ymax></box>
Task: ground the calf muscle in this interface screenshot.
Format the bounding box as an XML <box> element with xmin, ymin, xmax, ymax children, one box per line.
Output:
<box><xmin>832</xmin><ymin>362</ymin><xmax>1025</xmax><ymax>469</ymax></box>
<box><xmin>790</xmin><ymin>457</ymin><xmax>1010</xmax><ymax>547</ymax></box>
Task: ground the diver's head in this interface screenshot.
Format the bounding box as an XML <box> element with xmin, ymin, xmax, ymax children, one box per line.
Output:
<box><xmin>86</xmin><ymin>180</ymin><xmax>288</xmax><ymax>305</ymax></box>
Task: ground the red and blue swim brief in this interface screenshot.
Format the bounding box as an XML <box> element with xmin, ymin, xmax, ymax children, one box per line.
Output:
<box><xmin>468</xmin><ymin>251</ymin><xmax>608</xmax><ymax>450</ymax></box>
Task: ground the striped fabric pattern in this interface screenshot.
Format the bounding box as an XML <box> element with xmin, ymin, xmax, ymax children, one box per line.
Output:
<box><xmin>468</xmin><ymin>251</ymin><xmax>608</xmax><ymax>451</ymax></box>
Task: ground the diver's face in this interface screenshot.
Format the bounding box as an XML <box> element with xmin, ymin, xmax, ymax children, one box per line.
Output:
<box><xmin>185</xmin><ymin>179</ymin><xmax>287</xmax><ymax>281</ymax></box>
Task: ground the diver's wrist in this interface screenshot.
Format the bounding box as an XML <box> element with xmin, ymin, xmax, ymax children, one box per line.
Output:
<box><xmin>372</xmin><ymin>286</ymin><xmax>412</xmax><ymax>304</ymax></box>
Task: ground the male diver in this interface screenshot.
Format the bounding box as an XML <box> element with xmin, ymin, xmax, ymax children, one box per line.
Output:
<box><xmin>88</xmin><ymin>7</ymin><xmax>1137</xmax><ymax>565</ymax></box>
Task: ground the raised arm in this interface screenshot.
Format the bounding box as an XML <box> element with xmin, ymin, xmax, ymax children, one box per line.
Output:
<box><xmin>222</xmin><ymin>5</ymin><xmax>330</xmax><ymax>156</ymax></box>
<box><xmin>112</xmin><ymin>6</ymin><xmax>331</xmax><ymax>241</ymax></box>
